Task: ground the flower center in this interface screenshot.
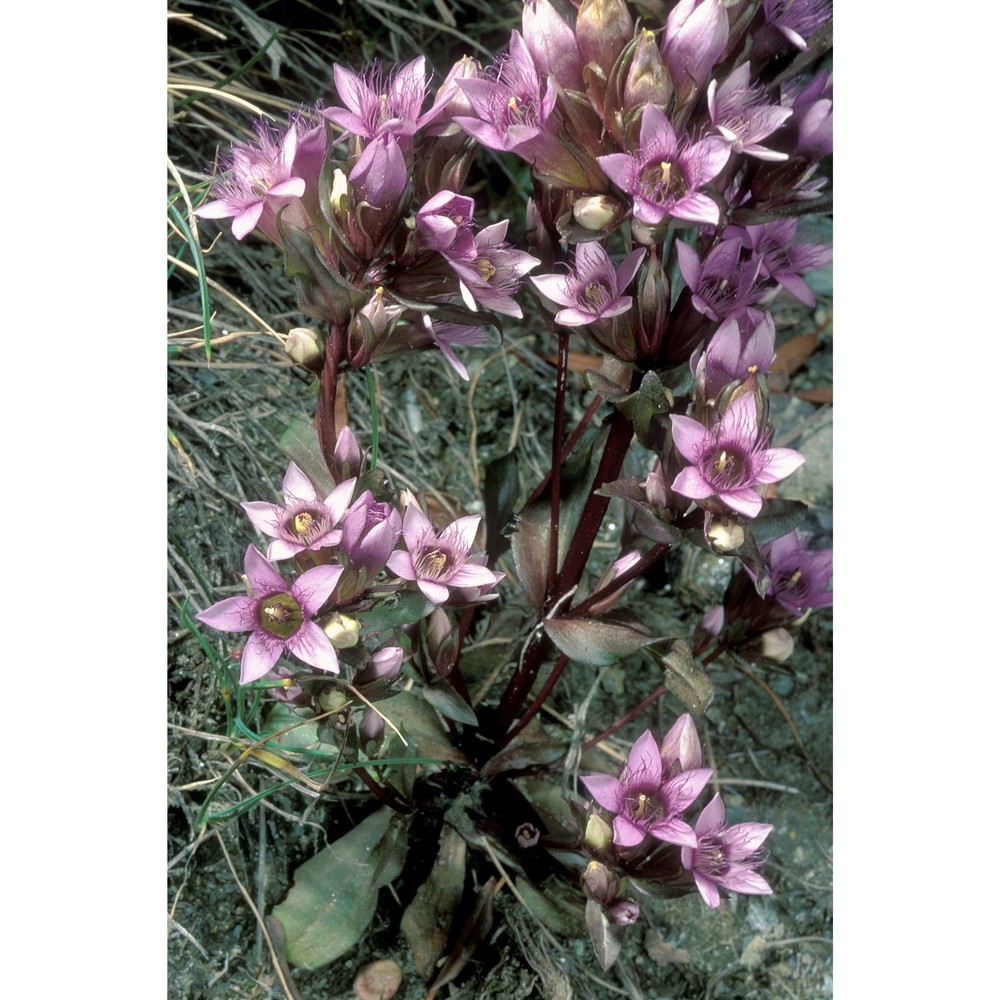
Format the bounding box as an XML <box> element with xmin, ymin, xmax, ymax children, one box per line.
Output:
<box><xmin>416</xmin><ymin>547</ymin><xmax>451</xmax><ymax>580</ymax></box>
<box><xmin>583</xmin><ymin>281</ymin><xmax>612</xmax><ymax>312</ymax></box>
<box><xmin>640</xmin><ymin>159</ymin><xmax>687</xmax><ymax>204</ymax></box>
<box><xmin>474</xmin><ymin>257</ymin><xmax>497</xmax><ymax>282</ymax></box>
<box><xmin>625</xmin><ymin>788</ymin><xmax>662</xmax><ymax>824</ymax></box>
<box><xmin>257</xmin><ymin>591</ymin><xmax>303</xmax><ymax>640</ymax></box>
<box><xmin>696</xmin><ymin>836</ymin><xmax>729</xmax><ymax>876</ymax></box>
<box><xmin>708</xmin><ymin>447</ymin><xmax>749</xmax><ymax>489</ymax></box>
<box><xmin>285</xmin><ymin>505</ymin><xmax>330</xmax><ymax>545</ymax></box>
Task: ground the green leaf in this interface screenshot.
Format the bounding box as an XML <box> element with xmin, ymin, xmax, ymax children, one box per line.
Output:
<box><xmin>357</xmin><ymin>591</ymin><xmax>436</xmax><ymax>637</ymax></box>
<box><xmin>653</xmin><ymin>639</ymin><xmax>714</xmax><ymax>716</ymax></box>
<box><xmin>747</xmin><ymin>498</ymin><xmax>809</xmax><ymax>547</ymax></box>
<box><xmin>271</xmin><ymin>807</ymin><xmax>408</xmax><ymax>969</ymax></box>
<box><xmin>585</xmin><ymin>899</ymin><xmax>622</xmax><ymax>971</ymax></box>
<box><xmin>544</xmin><ymin>616</ymin><xmax>656</xmax><ymax>666</ymax></box>
<box><xmin>515</xmin><ymin>877</ymin><xmax>585</xmax><ymax>936</ymax></box>
<box><xmin>510</xmin><ymin>499</ymin><xmax>551</xmax><ymax>617</ymax></box>
<box><xmin>279</xmin><ymin>416</ymin><xmax>336</xmax><ymax>496</ymax></box>
<box><xmin>378</xmin><ymin>691</ymin><xmax>471</xmax><ymax>766</ymax></box>
<box><xmin>483</xmin><ymin>450</ymin><xmax>520</xmax><ymax>560</ymax></box>
<box><xmin>422</xmin><ymin>682</ymin><xmax>479</xmax><ymax>727</ymax></box>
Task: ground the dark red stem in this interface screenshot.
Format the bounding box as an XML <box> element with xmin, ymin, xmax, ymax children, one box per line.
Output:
<box><xmin>580</xmin><ymin>684</ymin><xmax>669</xmax><ymax>754</ymax></box>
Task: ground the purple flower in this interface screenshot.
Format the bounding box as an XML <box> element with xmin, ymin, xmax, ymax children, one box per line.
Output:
<box><xmin>659</xmin><ymin>713</ymin><xmax>703</xmax><ymax>774</ymax></box>
<box><xmin>681</xmin><ymin>794</ymin><xmax>774</xmax><ymax>908</ymax></box>
<box><xmin>670</xmin><ymin>393</ymin><xmax>805</xmax><ymax>518</ymax></box>
<box><xmin>415</xmin><ymin>190</ymin><xmax>476</xmax><ymax>258</ymax></box>
<box><xmin>676</xmin><ymin>238</ymin><xmax>764</xmax><ymax>322</ymax></box>
<box><xmin>322</xmin><ymin>56</ymin><xmax>429</xmax><ymax>141</ymax></box>
<box><xmin>454</xmin><ymin>31</ymin><xmax>557</xmax><ymax>155</ymax></box>
<box><xmin>693</xmin><ymin>311</ymin><xmax>776</xmax><ymax>399</ymax></box>
<box><xmin>751</xmin><ymin>531</ymin><xmax>833</xmax><ymax>616</ymax></box>
<box><xmin>386</xmin><ymin>505</ymin><xmax>503</xmax><ymax>604</ymax></box>
<box><xmin>661</xmin><ymin>0</ymin><xmax>729</xmax><ymax>105</ymax></box>
<box><xmin>449</xmin><ymin>220</ymin><xmax>541</xmax><ymax>318</ymax></box>
<box><xmin>530</xmin><ymin>243</ymin><xmax>645</xmax><ymax>327</ymax></box>
<box><xmin>522</xmin><ymin>0</ymin><xmax>583</xmax><ymax>92</ymax></box>
<box><xmin>196</xmin><ymin>545</ymin><xmax>342</xmax><ymax>683</ymax></box>
<box><xmin>580</xmin><ymin>730</ymin><xmax>712</xmax><ymax>849</ymax></box>
<box><xmin>341</xmin><ymin>490</ymin><xmax>403</xmax><ymax>577</ymax></box>
<box><xmin>708</xmin><ymin>63</ymin><xmax>793</xmax><ymax>162</ymax></box>
<box><xmin>763</xmin><ymin>0</ymin><xmax>832</xmax><ymax>52</ymax></box>
<box><xmin>785</xmin><ymin>71</ymin><xmax>833</xmax><ymax>161</ymax></box>
<box><xmin>241</xmin><ymin>462</ymin><xmax>357</xmax><ymax>561</ymax></box>
<box><xmin>420</xmin><ymin>315</ymin><xmax>490</xmax><ymax>381</ymax></box>
<box><xmin>598</xmin><ymin>104</ymin><xmax>730</xmax><ymax>227</ymax></box>
<box><xmin>195</xmin><ymin>120</ymin><xmax>306</xmax><ymax>241</ymax></box>
<box><xmin>735</xmin><ymin>220</ymin><xmax>832</xmax><ymax>307</ymax></box>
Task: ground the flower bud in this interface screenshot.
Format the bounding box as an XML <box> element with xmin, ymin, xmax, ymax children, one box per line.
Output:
<box><xmin>623</xmin><ymin>29</ymin><xmax>673</xmax><ymax>114</ymax></box>
<box><xmin>581</xmin><ymin>859</ymin><xmax>617</xmax><ymax>903</ymax></box>
<box><xmin>661</xmin><ymin>0</ymin><xmax>729</xmax><ymax>108</ymax></box>
<box><xmin>284</xmin><ymin>327</ymin><xmax>325</xmax><ymax>372</ymax></box>
<box><xmin>759</xmin><ymin>627</ymin><xmax>794</xmax><ymax>662</ymax></box>
<box><xmin>358</xmin><ymin>706</ymin><xmax>385</xmax><ymax>747</ymax></box>
<box><xmin>635</xmin><ymin>249</ymin><xmax>669</xmax><ymax>362</ymax></box>
<box><xmin>707</xmin><ymin>517</ymin><xmax>745</xmax><ymax>553</ymax></box>
<box><xmin>523</xmin><ymin>0</ymin><xmax>583</xmax><ymax>91</ymax></box>
<box><xmin>332</xmin><ymin>426</ymin><xmax>363</xmax><ymax>483</ymax></box>
<box><xmin>576</xmin><ymin>0</ymin><xmax>634</xmax><ymax>80</ymax></box>
<box><xmin>584</xmin><ymin>813</ymin><xmax>614</xmax><ymax>851</ymax></box>
<box><xmin>515</xmin><ymin>822</ymin><xmax>541</xmax><ymax>848</ymax></box>
<box><xmin>355</xmin><ymin>646</ymin><xmax>405</xmax><ymax>687</ymax></box>
<box><xmin>572</xmin><ymin>194</ymin><xmax>621</xmax><ymax>232</ymax></box>
<box><xmin>317</xmin><ymin>686</ymin><xmax>351</xmax><ymax>713</ymax></box>
<box><xmin>322</xmin><ymin>612</ymin><xmax>360</xmax><ymax>649</ymax></box>
<box><xmin>660</xmin><ymin>713</ymin><xmax>703</xmax><ymax>772</ymax></box>
<box><xmin>607</xmin><ymin>900</ymin><xmax>640</xmax><ymax>925</ymax></box>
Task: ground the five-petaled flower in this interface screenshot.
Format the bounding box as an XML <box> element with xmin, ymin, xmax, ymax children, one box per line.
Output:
<box><xmin>196</xmin><ymin>545</ymin><xmax>343</xmax><ymax>684</ymax></box>
<box><xmin>681</xmin><ymin>793</ymin><xmax>774</xmax><ymax>908</ymax></box>
<box><xmin>386</xmin><ymin>504</ymin><xmax>503</xmax><ymax>604</ymax></box>
<box><xmin>670</xmin><ymin>393</ymin><xmax>804</xmax><ymax>518</ymax></box>
<box><xmin>530</xmin><ymin>243</ymin><xmax>645</xmax><ymax>327</ymax></box>
<box><xmin>580</xmin><ymin>730</ymin><xmax>712</xmax><ymax>849</ymax></box>
<box><xmin>751</xmin><ymin>530</ymin><xmax>833</xmax><ymax>616</ymax></box>
<box><xmin>241</xmin><ymin>462</ymin><xmax>357</xmax><ymax>561</ymax></box>
<box><xmin>598</xmin><ymin>104</ymin><xmax>730</xmax><ymax>227</ymax></box>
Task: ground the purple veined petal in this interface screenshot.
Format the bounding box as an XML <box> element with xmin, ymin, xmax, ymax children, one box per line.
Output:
<box><xmin>580</xmin><ymin>773</ymin><xmax>623</xmax><ymax>811</ymax></box>
<box><xmin>633</xmin><ymin>197</ymin><xmax>671</xmax><ymax>228</ymax></box>
<box><xmin>639</xmin><ymin>103</ymin><xmax>678</xmax><ymax>156</ymax></box>
<box><xmin>775</xmin><ymin>272</ymin><xmax>815</xmax><ymax>306</ymax></box>
<box><xmin>695</xmin><ymin>793</ymin><xmax>726</xmax><ymax>835</ymax></box>
<box><xmin>553</xmin><ymin>307</ymin><xmax>598</xmax><ymax>327</ymax></box>
<box><xmin>333</xmin><ymin>64</ymin><xmax>366</xmax><ymax>116</ymax></box>
<box><xmin>195</xmin><ymin>198</ymin><xmax>238</xmax><ymax>220</ymax></box>
<box><xmin>625</xmin><ymin>730</ymin><xmax>663</xmax><ymax>783</ymax></box>
<box><xmin>292</xmin><ymin>563</ymin><xmax>344</xmax><ymax>616</ymax></box>
<box><xmin>675</xmin><ymin>240</ymin><xmax>702</xmax><ymax>291</ymax></box>
<box><xmin>718</xmin><ymin>869</ymin><xmax>773</xmax><ymax>895</ymax></box>
<box><xmin>755</xmin><ymin>448</ymin><xmax>806</xmax><ymax>483</ymax></box>
<box><xmin>432</xmin><ymin>334</ymin><xmax>469</xmax><ymax>380</ymax></box>
<box><xmin>449</xmin><ymin>563</ymin><xmax>502</xmax><ymax>587</ymax></box>
<box><xmin>720</xmin><ymin>487</ymin><xmax>763</xmax><ymax>518</ymax></box>
<box><xmin>724</xmin><ymin>822</ymin><xmax>775</xmax><ymax>855</ymax></box>
<box><xmin>672</xmin><ymin>466</ymin><xmax>715</xmax><ymax>500</ymax></box>
<box><xmin>612</xmin><ymin>815</ymin><xmax>647</xmax><ymax>848</ymax></box>
<box><xmin>705</xmin><ymin>317</ymin><xmax>742</xmax><ymax>373</ymax></box>
<box><xmin>591</xmin><ymin>299</ymin><xmax>632</xmax><ymax>321</ymax></box>
<box><xmin>743</xmin><ymin>144</ymin><xmax>789</xmax><ymax>163</ymax></box>
<box><xmin>453</xmin><ymin>76</ymin><xmax>504</xmax><ymax>117</ymax></box>
<box><xmin>243</xmin><ymin>545</ymin><xmax>286</xmax><ymax>595</ymax></box>
<box><xmin>719</xmin><ymin>389</ymin><xmax>757</xmax><ymax>432</ymax></box>
<box><xmin>195</xmin><ymin>595</ymin><xmax>255</xmax><ymax>632</ymax></box>
<box><xmin>670</xmin><ymin>414</ymin><xmax>710</xmax><ymax>462</ymax></box>
<box><xmin>615</xmin><ymin>248</ymin><xmax>646</xmax><ymax>291</ymax></box>
<box><xmin>450</xmin><ymin>515</ymin><xmax>482</xmax><ymax>550</ymax></box>
<box><xmin>232</xmin><ymin>202</ymin><xmax>265</xmax><ymax>240</ymax></box>
<box><xmin>321</xmin><ymin>106</ymin><xmax>365</xmax><ymax>134</ymax></box>
<box><xmin>241</xmin><ymin>501</ymin><xmax>283</xmax><ymax>538</ymax></box>
<box><xmin>648</xmin><ymin>816</ymin><xmax>698</xmax><ymax>849</ymax></box>
<box><xmin>452</xmin><ymin>115</ymin><xmax>504</xmax><ymax>149</ymax></box>
<box><xmin>417</xmin><ymin>579</ymin><xmax>451</xmax><ymax>604</ymax></box>
<box><xmin>266</xmin><ymin>538</ymin><xmax>306</xmax><ymax>562</ymax></box>
<box><xmin>391</xmin><ymin>55</ymin><xmax>426</xmax><ymax>109</ymax></box>
<box><xmin>401</xmin><ymin>504</ymin><xmax>433</xmax><ymax>547</ymax></box>
<box><xmin>597</xmin><ymin>153</ymin><xmax>636</xmax><ymax>191</ymax></box>
<box><xmin>669</xmin><ymin>193</ymin><xmax>720</xmax><ymax>227</ymax></box>
<box><xmin>322</xmin><ymin>476</ymin><xmax>358</xmax><ymax>522</ymax></box>
<box><xmin>241</xmin><ymin>630</ymin><xmax>284</xmax><ymax>683</ymax></box>
<box><xmin>693</xmin><ymin>871</ymin><xmax>722</xmax><ymax>908</ymax></box>
<box><xmin>664</xmin><ymin>767</ymin><xmax>714</xmax><ymax>813</ymax></box>
<box><xmin>286</xmin><ymin>620</ymin><xmax>340</xmax><ymax>673</ymax></box>
<box><xmin>530</xmin><ymin>273</ymin><xmax>576</xmax><ymax>307</ymax></box>
<box><xmin>386</xmin><ymin>550</ymin><xmax>417</xmax><ymax>580</ymax></box>
<box><xmin>268</xmin><ymin>177</ymin><xmax>306</xmax><ymax>200</ymax></box>
<box><xmin>282</xmin><ymin>463</ymin><xmax>318</xmax><ymax>504</ymax></box>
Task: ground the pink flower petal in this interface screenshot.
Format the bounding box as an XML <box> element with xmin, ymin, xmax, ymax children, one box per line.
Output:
<box><xmin>195</xmin><ymin>595</ymin><xmax>255</xmax><ymax>632</ymax></box>
<box><xmin>283</xmin><ymin>462</ymin><xmax>318</xmax><ymax>504</ymax></box>
<box><xmin>292</xmin><ymin>563</ymin><xmax>343</xmax><ymax>617</ymax></box>
<box><xmin>241</xmin><ymin>630</ymin><xmax>283</xmax><ymax>683</ymax></box>
<box><xmin>286</xmin><ymin>620</ymin><xmax>340</xmax><ymax>673</ymax></box>
<box><xmin>243</xmin><ymin>545</ymin><xmax>286</xmax><ymax>595</ymax></box>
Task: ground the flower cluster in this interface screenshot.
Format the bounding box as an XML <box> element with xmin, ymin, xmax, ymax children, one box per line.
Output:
<box><xmin>581</xmin><ymin>718</ymin><xmax>774</xmax><ymax>914</ymax></box>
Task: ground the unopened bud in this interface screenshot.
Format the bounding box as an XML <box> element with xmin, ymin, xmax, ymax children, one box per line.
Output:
<box><xmin>330</xmin><ymin>167</ymin><xmax>348</xmax><ymax>209</ymax></box>
<box><xmin>760</xmin><ymin>627</ymin><xmax>794</xmax><ymax>662</ymax></box>
<box><xmin>322</xmin><ymin>613</ymin><xmax>360</xmax><ymax>649</ymax></box>
<box><xmin>284</xmin><ymin>327</ymin><xmax>325</xmax><ymax>372</ymax></box>
<box><xmin>317</xmin><ymin>686</ymin><xmax>350</xmax><ymax>713</ymax></box>
<box><xmin>576</xmin><ymin>0</ymin><xmax>635</xmax><ymax>79</ymax></box>
<box><xmin>707</xmin><ymin>518</ymin><xmax>745</xmax><ymax>553</ymax></box>
<box><xmin>623</xmin><ymin>29</ymin><xmax>673</xmax><ymax>113</ymax></box>
<box><xmin>358</xmin><ymin>707</ymin><xmax>385</xmax><ymax>747</ymax></box>
<box><xmin>572</xmin><ymin>195</ymin><xmax>621</xmax><ymax>232</ymax></box>
<box><xmin>585</xmin><ymin>813</ymin><xmax>614</xmax><ymax>851</ymax></box>
<box><xmin>582</xmin><ymin>859</ymin><xmax>617</xmax><ymax>903</ymax></box>
<box><xmin>607</xmin><ymin>899</ymin><xmax>640</xmax><ymax>925</ymax></box>
<box><xmin>515</xmin><ymin>822</ymin><xmax>541</xmax><ymax>848</ymax></box>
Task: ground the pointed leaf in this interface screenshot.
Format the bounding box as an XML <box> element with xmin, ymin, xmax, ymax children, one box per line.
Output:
<box><xmin>272</xmin><ymin>807</ymin><xmax>407</xmax><ymax>969</ymax></box>
<box><xmin>484</xmin><ymin>450</ymin><xmax>520</xmax><ymax>561</ymax></box>
<box><xmin>656</xmin><ymin>639</ymin><xmax>714</xmax><ymax>716</ymax></box>
<box><xmin>544</xmin><ymin>616</ymin><xmax>656</xmax><ymax>666</ymax></box>
<box><xmin>585</xmin><ymin>899</ymin><xmax>623</xmax><ymax>971</ymax></box>
<box><xmin>510</xmin><ymin>499</ymin><xmax>551</xmax><ymax>617</ymax></box>
<box><xmin>279</xmin><ymin>416</ymin><xmax>336</xmax><ymax>497</ymax></box>
<box><xmin>357</xmin><ymin>591</ymin><xmax>436</xmax><ymax>637</ymax></box>
<box><xmin>422</xmin><ymin>682</ymin><xmax>479</xmax><ymax>727</ymax></box>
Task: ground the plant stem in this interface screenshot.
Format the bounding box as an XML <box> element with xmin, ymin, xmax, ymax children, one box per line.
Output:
<box><xmin>365</xmin><ymin>364</ymin><xmax>379</xmax><ymax>468</ymax></box>
<box><xmin>566</xmin><ymin>541</ymin><xmax>670</xmax><ymax>619</ymax></box>
<box><xmin>497</xmin><ymin>654</ymin><xmax>569</xmax><ymax>748</ymax></box>
<box><xmin>546</xmin><ymin>329</ymin><xmax>569</xmax><ymax>605</ymax></box>
<box><xmin>525</xmin><ymin>393</ymin><xmax>604</xmax><ymax>506</ymax></box>
<box><xmin>581</xmin><ymin>684</ymin><xmax>669</xmax><ymax>753</ymax></box>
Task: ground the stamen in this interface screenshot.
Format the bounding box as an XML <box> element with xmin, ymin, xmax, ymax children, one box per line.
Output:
<box><xmin>475</xmin><ymin>257</ymin><xmax>497</xmax><ymax>281</ymax></box>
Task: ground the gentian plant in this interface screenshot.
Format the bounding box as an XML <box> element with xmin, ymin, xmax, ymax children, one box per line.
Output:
<box><xmin>179</xmin><ymin>0</ymin><xmax>833</xmax><ymax>983</ymax></box>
